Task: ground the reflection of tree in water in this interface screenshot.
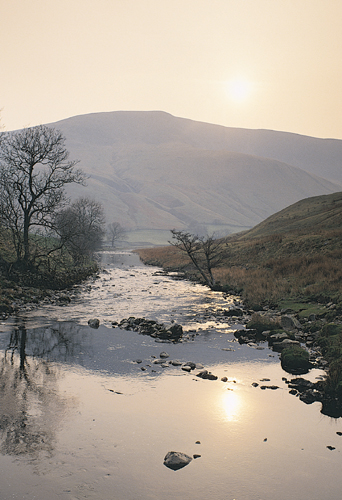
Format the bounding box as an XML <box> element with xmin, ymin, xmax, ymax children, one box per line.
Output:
<box><xmin>0</xmin><ymin>321</ymin><xmax>88</xmax><ymax>458</ymax></box>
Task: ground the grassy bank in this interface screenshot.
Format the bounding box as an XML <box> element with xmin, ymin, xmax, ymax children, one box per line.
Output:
<box><xmin>137</xmin><ymin>192</ymin><xmax>342</xmax><ymax>398</ymax></box>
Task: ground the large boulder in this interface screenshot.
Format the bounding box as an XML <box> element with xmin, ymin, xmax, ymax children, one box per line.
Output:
<box><xmin>163</xmin><ymin>451</ymin><xmax>192</xmax><ymax>470</ymax></box>
<box><xmin>281</xmin><ymin>345</ymin><xmax>311</xmax><ymax>374</ymax></box>
<box><xmin>281</xmin><ymin>315</ymin><xmax>301</xmax><ymax>330</ymax></box>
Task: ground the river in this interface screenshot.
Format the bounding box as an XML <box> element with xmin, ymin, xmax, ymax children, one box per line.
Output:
<box><xmin>0</xmin><ymin>250</ymin><xmax>341</xmax><ymax>500</ymax></box>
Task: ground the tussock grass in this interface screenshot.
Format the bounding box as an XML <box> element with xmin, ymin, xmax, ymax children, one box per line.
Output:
<box><xmin>138</xmin><ymin>227</ymin><xmax>342</xmax><ymax>308</ymax></box>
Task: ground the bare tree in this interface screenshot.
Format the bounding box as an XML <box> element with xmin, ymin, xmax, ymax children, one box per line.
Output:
<box><xmin>107</xmin><ymin>222</ymin><xmax>125</xmax><ymax>247</ymax></box>
<box><xmin>169</xmin><ymin>229</ymin><xmax>224</xmax><ymax>288</ymax></box>
<box><xmin>0</xmin><ymin>125</ymin><xmax>85</xmax><ymax>269</ymax></box>
<box><xmin>56</xmin><ymin>197</ymin><xmax>106</xmax><ymax>264</ymax></box>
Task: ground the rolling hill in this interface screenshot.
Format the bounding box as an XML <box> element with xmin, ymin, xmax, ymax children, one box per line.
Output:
<box><xmin>47</xmin><ymin>111</ymin><xmax>342</xmax><ymax>245</ymax></box>
<box><xmin>240</xmin><ymin>191</ymin><xmax>342</xmax><ymax>239</ymax></box>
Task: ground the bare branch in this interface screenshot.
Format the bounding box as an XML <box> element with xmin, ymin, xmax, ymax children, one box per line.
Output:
<box><xmin>0</xmin><ymin>125</ymin><xmax>85</xmax><ymax>269</ymax></box>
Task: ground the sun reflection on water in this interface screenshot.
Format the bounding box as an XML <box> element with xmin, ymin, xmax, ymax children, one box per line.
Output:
<box><xmin>221</xmin><ymin>389</ymin><xmax>242</xmax><ymax>422</ymax></box>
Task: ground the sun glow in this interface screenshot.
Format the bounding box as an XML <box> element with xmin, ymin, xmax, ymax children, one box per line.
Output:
<box><xmin>227</xmin><ymin>78</ymin><xmax>253</xmax><ymax>103</ymax></box>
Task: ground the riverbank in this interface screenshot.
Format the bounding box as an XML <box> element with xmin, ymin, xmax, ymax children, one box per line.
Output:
<box><xmin>0</xmin><ymin>264</ymin><xmax>99</xmax><ymax>319</ymax></box>
<box><xmin>136</xmin><ymin>246</ymin><xmax>342</xmax><ymax>414</ymax></box>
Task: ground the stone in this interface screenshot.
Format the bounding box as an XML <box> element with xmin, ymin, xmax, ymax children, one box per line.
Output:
<box><xmin>58</xmin><ymin>294</ymin><xmax>71</xmax><ymax>303</ymax></box>
<box><xmin>272</xmin><ymin>339</ymin><xmax>300</xmax><ymax>352</ymax></box>
<box><xmin>196</xmin><ymin>369</ymin><xmax>218</xmax><ymax>380</ymax></box>
<box><xmin>281</xmin><ymin>346</ymin><xmax>311</xmax><ymax>374</ymax></box>
<box><xmin>88</xmin><ymin>318</ymin><xmax>100</xmax><ymax>329</ymax></box>
<box><xmin>169</xmin><ymin>323</ymin><xmax>183</xmax><ymax>338</ymax></box>
<box><xmin>223</xmin><ymin>308</ymin><xmax>244</xmax><ymax>317</ymax></box>
<box><xmin>270</xmin><ymin>332</ymin><xmax>289</xmax><ymax>341</ymax></box>
<box><xmin>281</xmin><ymin>315</ymin><xmax>301</xmax><ymax>330</ymax></box>
<box><xmin>159</xmin><ymin>351</ymin><xmax>169</xmax><ymax>358</ymax></box>
<box><xmin>184</xmin><ymin>362</ymin><xmax>196</xmax><ymax>370</ymax></box>
<box><xmin>163</xmin><ymin>451</ymin><xmax>192</xmax><ymax>470</ymax></box>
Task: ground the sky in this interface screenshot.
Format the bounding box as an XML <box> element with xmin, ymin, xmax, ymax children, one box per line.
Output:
<box><xmin>1</xmin><ymin>0</ymin><xmax>342</xmax><ymax>138</ymax></box>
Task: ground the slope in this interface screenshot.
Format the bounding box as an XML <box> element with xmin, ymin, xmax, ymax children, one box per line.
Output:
<box><xmin>46</xmin><ymin>111</ymin><xmax>342</xmax><ymax>245</ymax></box>
<box><xmin>241</xmin><ymin>191</ymin><xmax>342</xmax><ymax>239</ymax></box>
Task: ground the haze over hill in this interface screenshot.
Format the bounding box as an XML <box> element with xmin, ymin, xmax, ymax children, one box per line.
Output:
<box><xmin>48</xmin><ymin>111</ymin><xmax>342</xmax><ymax>245</ymax></box>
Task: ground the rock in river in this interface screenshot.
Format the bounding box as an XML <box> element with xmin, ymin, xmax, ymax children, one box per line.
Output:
<box><xmin>163</xmin><ymin>451</ymin><xmax>192</xmax><ymax>471</ymax></box>
<box><xmin>88</xmin><ymin>318</ymin><xmax>100</xmax><ymax>329</ymax></box>
<box><xmin>196</xmin><ymin>369</ymin><xmax>218</xmax><ymax>380</ymax></box>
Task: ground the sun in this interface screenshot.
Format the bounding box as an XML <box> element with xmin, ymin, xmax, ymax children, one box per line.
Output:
<box><xmin>227</xmin><ymin>78</ymin><xmax>253</xmax><ymax>103</ymax></box>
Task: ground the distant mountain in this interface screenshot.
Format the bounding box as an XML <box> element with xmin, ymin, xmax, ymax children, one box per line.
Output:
<box><xmin>48</xmin><ymin>111</ymin><xmax>342</xmax><ymax>245</ymax></box>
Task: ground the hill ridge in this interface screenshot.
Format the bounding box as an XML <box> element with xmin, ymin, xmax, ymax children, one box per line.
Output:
<box><xmin>44</xmin><ymin>111</ymin><xmax>342</xmax><ymax>245</ymax></box>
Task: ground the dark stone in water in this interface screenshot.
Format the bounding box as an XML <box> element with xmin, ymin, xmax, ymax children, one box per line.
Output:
<box><xmin>196</xmin><ymin>369</ymin><xmax>218</xmax><ymax>380</ymax></box>
<box><xmin>163</xmin><ymin>451</ymin><xmax>192</xmax><ymax>470</ymax></box>
<box><xmin>223</xmin><ymin>308</ymin><xmax>244</xmax><ymax>317</ymax></box>
<box><xmin>88</xmin><ymin>318</ymin><xmax>100</xmax><ymax>329</ymax></box>
<box><xmin>117</xmin><ymin>317</ymin><xmax>184</xmax><ymax>341</ymax></box>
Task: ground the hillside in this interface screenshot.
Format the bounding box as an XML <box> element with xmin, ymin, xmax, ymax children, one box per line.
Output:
<box><xmin>45</xmin><ymin>111</ymin><xmax>342</xmax><ymax>246</ymax></box>
<box><xmin>239</xmin><ymin>191</ymin><xmax>342</xmax><ymax>239</ymax></box>
<box><xmin>138</xmin><ymin>191</ymin><xmax>342</xmax><ymax>307</ymax></box>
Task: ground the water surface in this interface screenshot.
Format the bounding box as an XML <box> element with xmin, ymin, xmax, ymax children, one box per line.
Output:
<box><xmin>0</xmin><ymin>251</ymin><xmax>341</xmax><ymax>500</ymax></box>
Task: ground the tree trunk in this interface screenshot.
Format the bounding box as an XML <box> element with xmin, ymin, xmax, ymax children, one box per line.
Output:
<box><xmin>23</xmin><ymin>211</ymin><xmax>30</xmax><ymax>268</ymax></box>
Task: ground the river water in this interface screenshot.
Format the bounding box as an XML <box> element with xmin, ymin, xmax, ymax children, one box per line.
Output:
<box><xmin>0</xmin><ymin>251</ymin><xmax>341</xmax><ymax>500</ymax></box>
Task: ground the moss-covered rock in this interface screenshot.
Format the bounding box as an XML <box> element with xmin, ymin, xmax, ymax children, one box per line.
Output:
<box><xmin>281</xmin><ymin>345</ymin><xmax>311</xmax><ymax>374</ymax></box>
<box><xmin>246</xmin><ymin>313</ymin><xmax>280</xmax><ymax>334</ymax></box>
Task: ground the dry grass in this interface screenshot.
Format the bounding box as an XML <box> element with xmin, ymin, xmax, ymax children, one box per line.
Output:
<box><xmin>137</xmin><ymin>227</ymin><xmax>342</xmax><ymax>307</ymax></box>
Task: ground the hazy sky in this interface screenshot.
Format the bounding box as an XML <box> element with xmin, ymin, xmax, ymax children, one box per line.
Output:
<box><xmin>1</xmin><ymin>0</ymin><xmax>342</xmax><ymax>138</ymax></box>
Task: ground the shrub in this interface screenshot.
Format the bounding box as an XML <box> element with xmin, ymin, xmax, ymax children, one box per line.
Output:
<box><xmin>321</xmin><ymin>323</ymin><xmax>342</xmax><ymax>337</ymax></box>
<box><xmin>325</xmin><ymin>358</ymin><xmax>342</xmax><ymax>395</ymax></box>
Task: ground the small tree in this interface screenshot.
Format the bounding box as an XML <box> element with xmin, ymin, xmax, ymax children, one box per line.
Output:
<box><xmin>107</xmin><ymin>222</ymin><xmax>125</xmax><ymax>248</ymax></box>
<box><xmin>56</xmin><ymin>197</ymin><xmax>106</xmax><ymax>264</ymax></box>
<box><xmin>169</xmin><ymin>229</ymin><xmax>224</xmax><ymax>288</ymax></box>
<box><xmin>0</xmin><ymin>125</ymin><xmax>85</xmax><ymax>269</ymax></box>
